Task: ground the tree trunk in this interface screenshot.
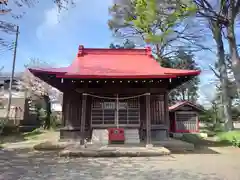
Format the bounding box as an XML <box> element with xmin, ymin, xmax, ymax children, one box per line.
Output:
<box><xmin>226</xmin><ymin>23</ymin><xmax>240</xmax><ymax>91</ymax></box>
<box><xmin>212</xmin><ymin>22</ymin><xmax>234</xmax><ymax>131</ymax></box>
<box><xmin>43</xmin><ymin>95</ymin><xmax>51</xmax><ymax>129</ymax></box>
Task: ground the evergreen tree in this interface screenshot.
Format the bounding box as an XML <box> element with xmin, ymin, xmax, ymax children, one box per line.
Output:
<box><xmin>109</xmin><ymin>39</ymin><xmax>136</xmax><ymax>49</ymax></box>
<box><xmin>168</xmin><ymin>48</ymin><xmax>200</xmax><ymax>104</ymax></box>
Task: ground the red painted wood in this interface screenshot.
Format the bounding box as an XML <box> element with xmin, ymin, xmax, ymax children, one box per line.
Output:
<box><xmin>108</xmin><ymin>128</ymin><xmax>125</xmax><ymax>142</ymax></box>
<box><xmin>28</xmin><ymin>46</ymin><xmax>200</xmax><ymax>79</ymax></box>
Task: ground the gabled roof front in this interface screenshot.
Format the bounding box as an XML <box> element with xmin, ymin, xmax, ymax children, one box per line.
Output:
<box><xmin>29</xmin><ymin>45</ymin><xmax>201</xmax><ymax>79</ymax></box>
<box><xmin>169</xmin><ymin>101</ymin><xmax>204</xmax><ymax>112</ymax></box>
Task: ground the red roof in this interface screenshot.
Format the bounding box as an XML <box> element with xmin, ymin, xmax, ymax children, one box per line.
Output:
<box><xmin>169</xmin><ymin>101</ymin><xmax>204</xmax><ymax>112</ymax></box>
<box><xmin>29</xmin><ymin>46</ymin><xmax>201</xmax><ymax>79</ymax></box>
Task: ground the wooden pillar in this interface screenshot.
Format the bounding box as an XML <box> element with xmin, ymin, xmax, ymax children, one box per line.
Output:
<box><xmin>80</xmin><ymin>93</ymin><xmax>87</xmax><ymax>145</ymax></box>
<box><xmin>62</xmin><ymin>93</ymin><xmax>66</xmax><ymax>127</ymax></box>
<box><xmin>145</xmin><ymin>92</ymin><xmax>152</xmax><ymax>146</ymax></box>
<box><xmin>164</xmin><ymin>91</ymin><xmax>170</xmax><ymax>138</ymax></box>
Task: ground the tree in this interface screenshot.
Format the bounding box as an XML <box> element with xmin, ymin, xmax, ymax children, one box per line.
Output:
<box><xmin>168</xmin><ymin>48</ymin><xmax>200</xmax><ymax>104</ymax></box>
<box><xmin>0</xmin><ymin>0</ymin><xmax>11</xmax><ymax>14</ymax></box>
<box><xmin>0</xmin><ymin>66</ymin><xmax>4</xmax><ymax>108</ymax></box>
<box><xmin>109</xmin><ymin>39</ymin><xmax>136</xmax><ymax>49</ymax></box>
<box><xmin>20</xmin><ymin>58</ymin><xmax>61</xmax><ymax>129</ymax></box>
<box><xmin>1</xmin><ymin>0</ymin><xmax>75</xmax><ymax>15</ymax></box>
<box><xmin>199</xmin><ymin>99</ymin><xmax>221</xmax><ymax>124</ymax></box>
<box><xmin>194</xmin><ymin>0</ymin><xmax>240</xmax><ymax>92</ymax></box>
<box><xmin>221</xmin><ymin>0</ymin><xmax>240</xmax><ymax>92</ymax></box>
<box><xmin>108</xmin><ymin>0</ymin><xmax>207</xmax><ymax>62</ymax></box>
<box><xmin>0</xmin><ymin>66</ymin><xmax>6</xmax><ymax>134</ymax></box>
<box><xmin>194</xmin><ymin>0</ymin><xmax>236</xmax><ymax>131</ymax></box>
<box><xmin>212</xmin><ymin>20</ymin><xmax>233</xmax><ymax>130</ymax></box>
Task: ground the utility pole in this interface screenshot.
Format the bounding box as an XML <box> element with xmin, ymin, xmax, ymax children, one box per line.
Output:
<box><xmin>6</xmin><ymin>25</ymin><xmax>19</xmax><ymax>119</ymax></box>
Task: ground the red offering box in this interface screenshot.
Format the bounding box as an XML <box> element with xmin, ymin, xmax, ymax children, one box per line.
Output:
<box><xmin>108</xmin><ymin>128</ymin><xmax>125</xmax><ymax>142</ymax></box>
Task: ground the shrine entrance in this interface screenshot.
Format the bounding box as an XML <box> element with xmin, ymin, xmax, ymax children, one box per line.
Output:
<box><xmin>89</xmin><ymin>94</ymin><xmax>145</xmax><ymax>128</ymax></box>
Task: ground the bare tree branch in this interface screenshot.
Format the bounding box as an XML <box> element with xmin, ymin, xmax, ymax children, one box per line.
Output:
<box><xmin>209</xmin><ymin>64</ymin><xmax>220</xmax><ymax>79</ymax></box>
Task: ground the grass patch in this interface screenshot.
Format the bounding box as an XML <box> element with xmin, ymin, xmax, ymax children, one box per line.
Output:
<box><xmin>23</xmin><ymin>128</ymin><xmax>43</xmax><ymax>140</ymax></box>
<box><xmin>216</xmin><ymin>130</ymin><xmax>240</xmax><ymax>142</ymax></box>
<box><xmin>0</xmin><ymin>128</ymin><xmax>46</xmax><ymax>144</ymax></box>
<box><xmin>200</xmin><ymin>123</ymin><xmax>225</xmax><ymax>137</ymax></box>
<box><xmin>199</xmin><ymin>129</ymin><xmax>216</xmax><ymax>137</ymax></box>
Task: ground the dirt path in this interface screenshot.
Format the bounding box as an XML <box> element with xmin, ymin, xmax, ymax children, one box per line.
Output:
<box><xmin>1</xmin><ymin>131</ymin><xmax>240</xmax><ymax>179</ymax></box>
<box><xmin>0</xmin><ymin>149</ymin><xmax>240</xmax><ymax>180</ymax></box>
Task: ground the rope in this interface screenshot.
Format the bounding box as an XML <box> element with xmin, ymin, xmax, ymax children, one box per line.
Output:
<box><xmin>75</xmin><ymin>91</ymin><xmax>148</xmax><ymax>129</ymax></box>
<box><xmin>81</xmin><ymin>92</ymin><xmax>149</xmax><ymax>100</ymax></box>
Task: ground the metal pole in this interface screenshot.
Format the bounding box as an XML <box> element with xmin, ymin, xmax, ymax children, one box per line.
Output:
<box><xmin>6</xmin><ymin>25</ymin><xmax>19</xmax><ymax>119</ymax></box>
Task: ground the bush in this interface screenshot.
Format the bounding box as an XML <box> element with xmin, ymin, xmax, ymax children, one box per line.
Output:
<box><xmin>0</xmin><ymin>118</ymin><xmax>7</xmax><ymax>135</ymax></box>
<box><xmin>232</xmin><ymin>137</ymin><xmax>240</xmax><ymax>148</ymax></box>
<box><xmin>23</xmin><ymin>128</ymin><xmax>42</xmax><ymax>140</ymax></box>
<box><xmin>212</xmin><ymin>123</ymin><xmax>225</xmax><ymax>132</ymax></box>
<box><xmin>50</xmin><ymin>114</ymin><xmax>61</xmax><ymax>129</ymax></box>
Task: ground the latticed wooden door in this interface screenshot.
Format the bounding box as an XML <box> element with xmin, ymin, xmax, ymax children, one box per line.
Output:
<box><xmin>91</xmin><ymin>95</ymin><xmax>140</xmax><ymax>127</ymax></box>
<box><xmin>175</xmin><ymin>112</ymin><xmax>197</xmax><ymax>132</ymax></box>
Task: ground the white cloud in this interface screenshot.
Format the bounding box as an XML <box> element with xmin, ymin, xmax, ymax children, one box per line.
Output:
<box><xmin>44</xmin><ymin>7</ymin><xmax>60</xmax><ymax>27</ymax></box>
<box><xmin>36</xmin><ymin>0</ymin><xmax>112</xmax><ymax>41</ymax></box>
<box><xmin>36</xmin><ymin>4</ymin><xmax>67</xmax><ymax>40</ymax></box>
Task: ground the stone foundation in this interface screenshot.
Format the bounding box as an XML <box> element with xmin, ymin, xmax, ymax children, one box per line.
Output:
<box><xmin>59</xmin><ymin>145</ymin><xmax>171</xmax><ymax>157</ymax></box>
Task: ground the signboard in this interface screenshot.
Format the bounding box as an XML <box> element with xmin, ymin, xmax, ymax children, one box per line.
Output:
<box><xmin>103</xmin><ymin>102</ymin><xmax>115</xmax><ymax>109</ymax></box>
<box><xmin>103</xmin><ymin>102</ymin><xmax>128</xmax><ymax>109</ymax></box>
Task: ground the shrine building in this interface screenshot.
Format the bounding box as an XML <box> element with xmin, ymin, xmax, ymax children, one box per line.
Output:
<box><xmin>28</xmin><ymin>45</ymin><xmax>200</xmax><ymax>145</ymax></box>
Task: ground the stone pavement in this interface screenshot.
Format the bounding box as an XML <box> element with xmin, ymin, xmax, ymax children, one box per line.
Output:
<box><xmin>0</xmin><ymin>149</ymin><xmax>240</xmax><ymax>180</ymax></box>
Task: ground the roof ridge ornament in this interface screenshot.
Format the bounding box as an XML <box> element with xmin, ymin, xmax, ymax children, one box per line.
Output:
<box><xmin>77</xmin><ymin>45</ymin><xmax>84</xmax><ymax>57</ymax></box>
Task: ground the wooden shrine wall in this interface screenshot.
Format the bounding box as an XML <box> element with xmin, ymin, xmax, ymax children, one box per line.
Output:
<box><xmin>62</xmin><ymin>92</ymin><xmax>82</xmax><ymax>129</ymax></box>
<box><xmin>140</xmin><ymin>93</ymin><xmax>169</xmax><ymax>129</ymax></box>
<box><xmin>60</xmin><ymin>88</ymin><xmax>170</xmax><ymax>140</ymax></box>
<box><xmin>62</xmin><ymin>91</ymin><xmax>169</xmax><ymax>129</ymax></box>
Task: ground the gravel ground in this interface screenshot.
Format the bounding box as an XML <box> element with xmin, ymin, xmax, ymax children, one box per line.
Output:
<box><xmin>0</xmin><ymin>149</ymin><xmax>240</xmax><ymax>180</ymax></box>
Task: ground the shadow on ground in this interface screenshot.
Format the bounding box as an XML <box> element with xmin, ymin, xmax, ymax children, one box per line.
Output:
<box><xmin>108</xmin><ymin>141</ymin><xmax>222</xmax><ymax>155</ymax></box>
<box><xmin>170</xmin><ymin>147</ymin><xmax>220</xmax><ymax>154</ymax></box>
<box><xmin>171</xmin><ymin>133</ymin><xmax>237</xmax><ymax>155</ymax></box>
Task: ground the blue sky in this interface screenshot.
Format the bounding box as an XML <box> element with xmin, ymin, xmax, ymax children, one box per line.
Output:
<box><xmin>1</xmin><ymin>0</ymin><xmax>113</xmax><ymax>70</ymax></box>
<box><xmin>1</xmin><ymin>0</ymin><xmax>239</xmax><ymax>106</ymax></box>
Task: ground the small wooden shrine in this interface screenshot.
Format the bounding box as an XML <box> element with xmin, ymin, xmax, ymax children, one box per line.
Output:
<box><xmin>29</xmin><ymin>45</ymin><xmax>200</xmax><ymax>145</ymax></box>
<box><xmin>169</xmin><ymin>101</ymin><xmax>204</xmax><ymax>133</ymax></box>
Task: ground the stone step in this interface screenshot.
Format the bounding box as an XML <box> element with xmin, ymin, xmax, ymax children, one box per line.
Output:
<box><xmin>91</xmin><ymin>129</ymin><xmax>108</xmax><ymax>145</ymax></box>
<box><xmin>124</xmin><ymin>129</ymin><xmax>140</xmax><ymax>144</ymax></box>
<box><xmin>125</xmin><ymin>140</ymin><xmax>140</xmax><ymax>144</ymax></box>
